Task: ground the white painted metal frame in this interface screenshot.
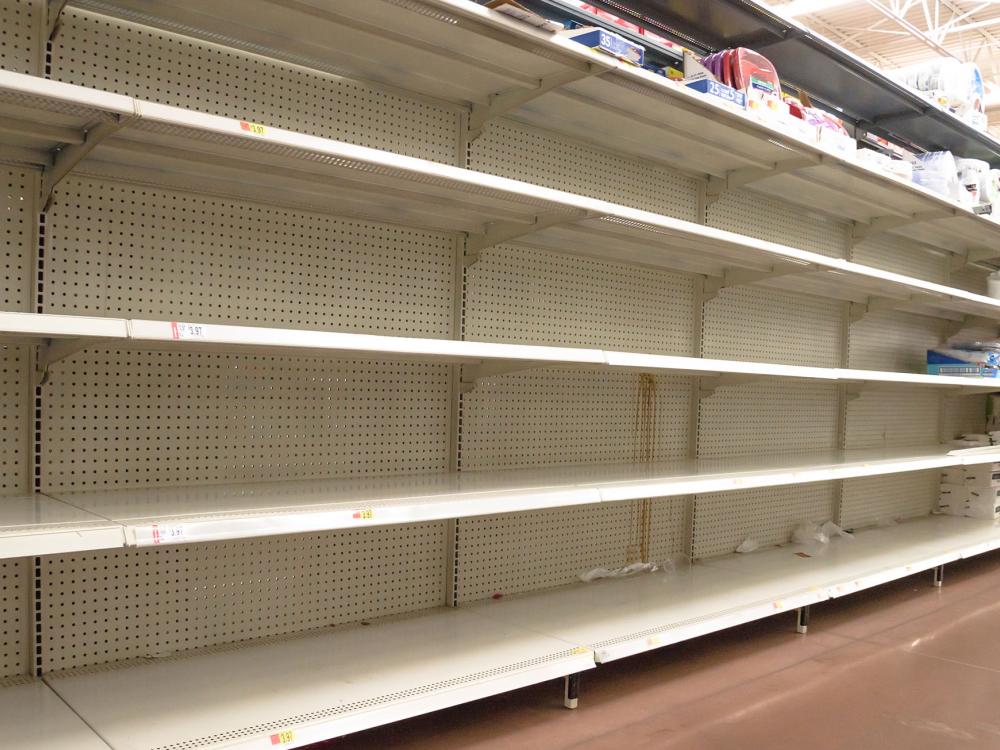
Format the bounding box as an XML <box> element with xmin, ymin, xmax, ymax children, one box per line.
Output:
<box><xmin>56</xmin><ymin>0</ymin><xmax>1000</xmax><ymax>260</ymax></box>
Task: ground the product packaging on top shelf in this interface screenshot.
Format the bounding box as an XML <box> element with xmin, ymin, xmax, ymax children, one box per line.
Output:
<box><xmin>927</xmin><ymin>342</ymin><xmax>1000</xmax><ymax>377</ymax></box>
<box><xmin>485</xmin><ymin>0</ymin><xmax>564</xmax><ymax>32</ymax></box>
<box><xmin>890</xmin><ymin>58</ymin><xmax>987</xmax><ymax>131</ymax></box>
<box><xmin>912</xmin><ymin>151</ymin><xmax>963</xmax><ymax>202</ymax></box>
<box><xmin>563</xmin><ymin>26</ymin><xmax>645</xmax><ymax>66</ymax></box>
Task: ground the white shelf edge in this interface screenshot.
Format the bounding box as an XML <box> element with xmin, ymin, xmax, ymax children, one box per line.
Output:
<box><xmin>47</xmin><ymin>446</ymin><xmax>1000</xmax><ymax>548</ymax></box>
<box><xmin>4</xmin><ymin>69</ymin><xmax>1000</xmax><ymax>323</ymax></box>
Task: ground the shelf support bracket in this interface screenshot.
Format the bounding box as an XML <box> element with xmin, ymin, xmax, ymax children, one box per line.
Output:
<box><xmin>851</xmin><ymin>208</ymin><xmax>955</xmax><ymax>246</ymax></box>
<box><xmin>46</xmin><ymin>0</ymin><xmax>68</xmax><ymax>39</ymax></box>
<box><xmin>33</xmin><ymin>337</ymin><xmax>100</xmax><ymax>387</ymax></box>
<box><xmin>41</xmin><ymin>111</ymin><xmax>137</xmax><ymax>211</ymax></box>
<box><xmin>932</xmin><ymin>564</ymin><xmax>944</xmax><ymax>588</ymax></box>
<box><xmin>704</xmin><ymin>262</ymin><xmax>819</xmax><ymax>300</ymax></box>
<box><xmin>844</xmin><ymin>383</ymin><xmax>864</xmax><ymax>401</ymax></box>
<box><xmin>849</xmin><ymin>296</ymin><xmax>912</xmax><ymax>323</ymax></box>
<box><xmin>698</xmin><ymin>374</ymin><xmax>762</xmax><ymax>398</ymax></box>
<box><xmin>465</xmin><ymin>209</ymin><xmax>600</xmax><ymax>265</ymax></box>
<box><xmin>468</xmin><ymin>63</ymin><xmax>608</xmax><ymax>141</ymax></box>
<box><xmin>705</xmin><ymin>156</ymin><xmax>819</xmax><ymax>205</ymax></box>
<box><xmin>942</xmin><ymin>315</ymin><xmax>997</xmax><ymax>342</ymax></box>
<box><xmin>957</xmin><ymin>246</ymin><xmax>999</xmax><ymax>267</ymax></box>
<box><xmin>459</xmin><ymin>360</ymin><xmax>548</xmax><ymax>393</ymax></box>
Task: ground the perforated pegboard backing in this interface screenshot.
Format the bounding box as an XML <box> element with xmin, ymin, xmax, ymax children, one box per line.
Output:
<box><xmin>469</xmin><ymin>119</ymin><xmax>698</xmax><ymax>220</ymax></box>
<box><xmin>41</xmin><ymin>351</ymin><xmax>449</xmax><ymax>491</ymax></box>
<box><xmin>464</xmin><ymin>243</ymin><xmax>693</xmax><ymax>352</ymax></box>
<box><xmin>845</xmin><ymin>389</ymin><xmax>940</xmax><ymax>449</ymax></box>
<box><xmin>942</xmin><ymin>394</ymin><xmax>986</xmax><ymax>440</ymax></box>
<box><xmin>50</xmin><ymin>9</ymin><xmax>458</xmax><ymax>162</ymax></box>
<box><xmin>0</xmin><ymin>558</ymin><xmax>28</xmax><ymax>678</ymax></box>
<box><xmin>698</xmin><ymin>382</ymin><xmax>839</xmax><ymax>459</ymax></box>
<box><xmin>692</xmin><ymin>483</ymin><xmax>835</xmax><ymax>559</ymax></box>
<box><xmin>848</xmin><ymin>310</ymin><xmax>943</xmax><ymax>372</ymax></box>
<box><xmin>0</xmin><ymin>168</ymin><xmax>34</xmax><ymax>313</ymax></box>
<box><xmin>455</xmin><ymin>499</ymin><xmax>687</xmax><ymax>601</ymax></box>
<box><xmin>0</xmin><ymin>0</ymin><xmax>37</xmax><ymax>75</ymax></box>
<box><xmin>702</xmin><ymin>288</ymin><xmax>842</xmax><ymax>367</ymax></box>
<box><xmin>40</xmin><ymin>523</ymin><xmax>446</xmax><ymax>671</ymax></box>
<box><xmin>851</xmin><ymin>234</ymin><xmax>946</xmax><ymax>283</ymax></box>
<box><xmin>0</xmin><ymin>347</ymin><xmax>28</xmax><ymax>496</ymax></box>
<box><xmin>46</xmin><ymin>177</ymin><xmax>455</xmax><ymax>335</ymax></box>
<box><xmin>707</xmin><ymin>188</ymin><xmax>847</xmax><ymax>259</ymax></box>
<box><xmin>460</xmin><ymin>371</ymin><xmax>691</xmax><ymax>470</ymax></box>
<box><xmin>840</xmin><ymin>471</ymin><xmax>938</xmax><ymax>529</ymax></box>
<box><xmin>949</xmin><ymin>265</ymin><xmax>990</xmax><ymax>296</ymax></box>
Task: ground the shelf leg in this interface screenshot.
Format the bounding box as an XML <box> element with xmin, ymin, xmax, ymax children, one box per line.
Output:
<box><xmin>796</xmin><ymin>605</ymin><xmax>810</xmax><ymax>635</ymax></box>
<box><xmin>933</xmin><ymin>564</ymin><xmax>945</xmax><ymax>588</ymax></box>
<box><xmin>563</xmin><ymin>673</ymin><xmax>581</xmax><ymax>710</ymax></box>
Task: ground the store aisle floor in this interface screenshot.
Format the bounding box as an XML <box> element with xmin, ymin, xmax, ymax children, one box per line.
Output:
<box><xmin>321</xmin><ymin>549</ymin><xmax>1000</xmax><ymax>750</ymax></box>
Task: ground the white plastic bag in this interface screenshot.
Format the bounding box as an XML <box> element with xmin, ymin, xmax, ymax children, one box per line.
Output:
<box><xmin>579</xmin><ymin>561</ymin><xmax>659</xmax><ymax>582</ymax></box>
<box><xmin>735</xmin><ymin>537</ymin><xmax>759</xmax><ymax>554</ymax></box>
<box><xmin>820</xmin><ymin>520</ymin><xmax>854</xmax><ymax>540</ymax></box>
<box><xmin>792</xmin><ymin>520</ymin><xmax>829</xmax><ymax>545</ymax></box>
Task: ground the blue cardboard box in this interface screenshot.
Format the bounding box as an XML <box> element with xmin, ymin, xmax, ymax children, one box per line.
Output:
<box><xmin>568</xmin><ymin>28</ymin><xmax>644</xmax><ymax>66</ymax></box>
<box><xmin>927</xmin><ymin>347</ymin><xmax>1000</xmax><ymax>377</ymax></box>
<box><xmin>686</xmin><ymin>78</ymin><xmax>747</xmax><ymax>108</ymax></box>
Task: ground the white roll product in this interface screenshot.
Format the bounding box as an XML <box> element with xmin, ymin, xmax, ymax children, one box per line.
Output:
<box><xmin>956</xmin><ymin>158</ymin><xmax>990</xmax><ymax>206</ymax></box>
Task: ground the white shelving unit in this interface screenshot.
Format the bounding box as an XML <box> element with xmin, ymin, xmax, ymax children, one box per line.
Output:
<box><xmin>2</xmin><ymin>0</ymin><xmax>1000</xmax><ymax>747</ymax></box>
<box><xmin>40</xmin><ymin>514</ymin><xmax>1000</xmax><ymax>750</ymax></box>
<box><xmin>42</xmin><ymin>446</ymin><xmax>1000</xmax><ymax>547</ymax></box>
<box><xmin>58</xmin><ymin>0</ymin><xmax>1000</xmax><ymax>261</ymax></box>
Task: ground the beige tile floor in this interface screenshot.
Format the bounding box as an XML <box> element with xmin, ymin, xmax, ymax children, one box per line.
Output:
<box><xmin>315</xmin><ymin>550</ymin><xmax>1000</xmax><ymax>749</ymax></box>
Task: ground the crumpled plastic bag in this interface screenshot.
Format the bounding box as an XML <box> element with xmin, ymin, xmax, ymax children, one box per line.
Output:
<box><xmin>793</xmin><ymin>520</ymin><xmax>854</xmax><ymax>546</ymax></box>
<box><xmin>735</xmin><ymin>537</ymin><xmax>759</xmax><ymax>554</ymax></box>
<box><xmin>579</xmin><ymin>560</ymin><xmax>665</xmax><ymax>582</ymax></box>
<box><xmin>820</xmin><ymin>520</ymin><xmax>854</xmax><ymax>540</ymax></box>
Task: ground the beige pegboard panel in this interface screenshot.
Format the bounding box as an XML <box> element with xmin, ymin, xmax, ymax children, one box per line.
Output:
<box><xmin>851</xmin><ymin>233</ymin><xmax>947</xmax><ymax>283</ymax></box>
<box><xmin>0</xmin><ymin>0</ymin><xmax>37</xmax><ymax>75</ymax></box>
<box><xmin>464</xmin><ymin>243</ymin><xmax>694</xmax><ymax>352</ymax></box>
<box><xmin>845</xmin><ymin>388</ymin><xmax>940</xmax><ymax>449</ymax></box>
<box><xmin>0</xmin><ymin>558</ymin><xmax>29</xmax><ymax>678</ymax></box>
<box><xmin>691</xmin><ymin>482</ymin><xmax>835</xmax><ymax>560</ymax></box>
<box><xmin>702</xmin><ymin>286</ymin><xmax>842</xmax><ymax>367</ymax></box>
<box><xmin>949</xmin><ymin>264</ymin><xmax>990</xmax><ymax>296</ymax></box>
<box><xmin>0</xmin><ymin>347</ymin><xmax>28</xmax><ymax>496</ymax></box>
<box><xmin>840</xmin><ymin>471</ymin><xmax>938</xmax><ymax>530</ymax></box>
<box><xmin>698</xmin><ymin>381</ymin><xmax>838</xmax><ymax>459</ymax></box>
<box><xmin>50</xmin><ymin>9</ymin><xmax>459</xmax><ymax>162</ymax></box>
<box><xmin>706</xmin><ymin>188</ymin><xmax>847</xmax><ymax>259</ymax></box>
<box><xmin>454</xmin><ymin>498</ymin><xmax>687</xmax><ymax>602</ymax></box>
<box><xmin>40</xmin><ymin>349</ymin><xmax>450</xmax><ymax>491</ymax></box>
<box><xmin>0</xmin><ymin>168</ymin><xmax>34</xmax><ymax>313</ymax></box>
<box><xmin>45</xmin><ymin>177</ymin><xmax>455</xmax><ymax>335</ymax></box>
<box><xmin>848</xmin><ymin>309</ymin><xmax>943</xmax><ymax>373</ymax></box>
<box><xmin>941</xmin><ymin>394</ymin><xmax>986</xmax><ymax>440</ymax></box>
<box><xmin>460</xmin><ymin>370</ymin><xmax>691</xmax><ymax>470</ymax></box>
<box><xmin>39</xmin><ymin>522</ymin><xmax>447</xmax><ymax>671</ymax></box>
<box><xmin>468</xmin><ymin>118</ymin><xmax>698</xmax><ymax>220</ymax></box>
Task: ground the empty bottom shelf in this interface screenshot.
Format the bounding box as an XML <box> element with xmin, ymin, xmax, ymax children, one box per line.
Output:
<box><xmin>41</xmin><ymin>514</ymin><xmax>1000</xmax><ymax>749</ymax></box>
<box><xmin>0</xmin><ymin>679</ymin><xmax>110</xmax><ymax>749</ymax></box>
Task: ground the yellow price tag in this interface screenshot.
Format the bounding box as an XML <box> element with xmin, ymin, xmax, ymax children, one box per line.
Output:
<box><xmin>352</xmin><ymin>509</ymin><xmax>374</xmax><ymax>520</ymax></box>
<box><xmin>269</xmin><ymin>730</ymin><xmax>294</xmax><ymax>745</ymax></box>
<box><xmin>240</xmin><ymin>120</ymin><xmax>267</xmax><ymax>136</ymax></box>
<box><xmin>570</xmin><ymin>646</ymin><xmax>589</xmax><ymax>655</ymax></box>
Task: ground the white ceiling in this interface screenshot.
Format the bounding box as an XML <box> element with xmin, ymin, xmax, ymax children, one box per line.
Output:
<box><xmin>766</xmin><ymin>0</ymin><xmax>1000</xmax><ymax>134</ymax></box>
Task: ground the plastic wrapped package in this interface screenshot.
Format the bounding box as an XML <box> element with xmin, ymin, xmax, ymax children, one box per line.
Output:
<box><xmin>912</xmin><ymin>151</ymin><xmax>962</xmax><ymax>202</ymax></box>
<box><xmin>890</xmin><ymin>58</ymin><xmax>986</xmax><ymax>131</ymax></box>
<box><xmin>956</xmin><ymin>158</ymin><xmax>990</xmax><ymax>206</ymax></box>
